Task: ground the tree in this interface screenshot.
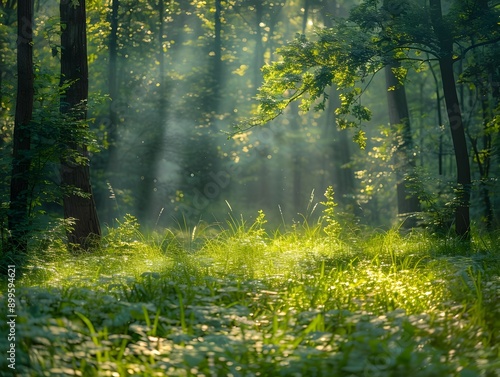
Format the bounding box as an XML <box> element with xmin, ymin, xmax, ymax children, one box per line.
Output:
<box><xmin>135</xmin><ymin>0</ymin><xmax>170</xmax><ymax>222</ymax></box>
<box><xmin>107</xmin><ymin>0</ymin><xmax>119</xmax><ymax>159</ymax></box>
<box><xmin>385</xmin><ymin>61</ymin><xmax>421</xmax><ymax>226</ymax></box>
<box><xmin>60</xmin><ymin>0</ymin><xmax>101</xmax><ymax>248</ymax></box>
<box><xmin>378</xmin><ymin>0</ymin><xmax>420</xmax><ymax>227</ymax></box>
<box><xmin>0</xmin><ymin>1</ymin><xmax>17</xmax><ymax>148</ymax></box>
<box><xmin>458</xmin><ymin>1</ymin><xmax>499</xmax><ymax>230</ymax></box>
<box><xmin>253</xmin><ymin>0</ymin><xmax>499</xmax><ymax>236</ymax></box>
<box><xmin>213</xmin><ymin>0</ymin><xmax>223</xmax><ymax>103</ymax></box>
<box><xmin>463</xmin><ymin>47</ymin><xmax>499</xmax><ymax>230</ymax></box>
<box><xmin>319</xmin><ymin>0</ymin><xmax>357</xmax><ymax>211</ymax></box>
<box><xmin>428</xmin><ymin>0</ymin><xmax>471</xmax><ymax>237</ymax></box>
<box><xmin>7</xmin><ymin>0</ymin><xmax>35</xmax><ymax>252</ymax></box>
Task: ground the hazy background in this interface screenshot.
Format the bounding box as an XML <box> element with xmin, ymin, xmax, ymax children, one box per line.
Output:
<box><xmin>1</xmin><ymin>0</ymin><xmax>498</xmax><ymax>232</ymax></box>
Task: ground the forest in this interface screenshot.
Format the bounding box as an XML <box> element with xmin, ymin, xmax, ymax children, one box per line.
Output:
<box><xmin>0</xmin><ymin>0</ymin><xmax>499</xmax><ymax>376</ymax></box>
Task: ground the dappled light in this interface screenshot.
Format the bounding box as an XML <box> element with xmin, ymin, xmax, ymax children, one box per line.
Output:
<box><xmin>1</xmin><ymin>212</ymin><xmax>499</xmax><ymax>375</ymax></box>
<box><xmin>1</xmin><ymin>0</ymin><xmax>499</xmax><ymax>375</ymax></box>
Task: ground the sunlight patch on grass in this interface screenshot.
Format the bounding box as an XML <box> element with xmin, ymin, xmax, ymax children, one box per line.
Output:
<box><xmin>1</xmin><ymin>213</ymin><xmax>499</xmax><ymax>376</ymax></box>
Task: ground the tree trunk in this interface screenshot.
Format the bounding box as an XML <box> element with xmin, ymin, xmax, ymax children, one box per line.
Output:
<box><xmin>7</xmin><ymin>0</ymin><xmax>35</xmax><ymax>252</ymax></box>
<box><xmin>290</xmin><ymin>101</ymin><xmax>303</xmax><ymax>215</ymax></box>
<box><xmin>469</xmin><ymin>86</ymin><xmax>494</xmax><ymax>230</ymax></box>
<box><xmin>320</xmin><ymin>1</ymin><xmax>357</xmax><ymax>212</ymax></box>
<box><xmin>427</xmin><ymin>60</ymin><xmax>445</xmax><ymax>176</ymax></box>
<box><xmin>213</xmin><ymin>0</ymin><xmax>222</xmax><ymax>112</ymax></box>
<box><xmin>98</xmin><ymin>0</ymin><xmax>120</xmax><ymax>224</ymax></box>
<box><xmin>322</xmin><ymin>85</ymin><xmax>356</xmax><ymax>211</ymax></box>
<box><xmin>471</xmin><ymin>39</ymin><xmax>494</xmax><ymax>230</ymax></box>
<box><xmin>302</xmin><ymin>0</ymin><xmax>310</xmax><ymax>34</ymax></box>
<box><xmin>254</xmin><ymin>0</ymin><xmax>272</xmax><ymax>210</ymax></box>
<box><xmin>430</xmin><ymin>0</ymin><xmax>471</xmax><ymax>237</ymax></box>
<box><xmin>108</xmin><ymin>0</ymin><xmax>119</xmax><ymax>154</ymax></box>
<box><xmin>479</xmin><ymin>95</ymin><xmax>494</xmax><ymax>230</ymax></box>
<box><xmin>137</xmin><ymin>0</ymin><xmax>168</xmax><ymax>223</ymax></box>
<box><xmin>384</xmin><ymin>63</ymin><xmax>420</xmax><ymax>227</ymax></box>
<box><xmin>253</xmin><ymin>0</ymin><xmax>264</xmax><ymax>93</ymax></box>
<box><xmin>60</xmin><ymin>0</ymin><xmax>101</xmax><ymax>248</ymax></box>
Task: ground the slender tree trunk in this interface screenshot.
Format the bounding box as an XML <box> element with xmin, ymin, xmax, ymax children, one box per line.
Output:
<box><xmin>253</xmin><ymin>0</ymin><xmax>271</xmax><ymax>209</ymax></box>
<box><xmin>98</xmin><ymin>0</ymin><xmax>120</xmax><ymax>223</ymax></box>
<box><xmin>158</xmin><ymin>1</ymin><xmax>166</xmax><ymax>110</ymax></box>
<box><xmin>7</xmin><ymin>0</ymin><xmax>34</xmax><ymax>252</ymax></box>
<box><xmin>152</xmin><ymin>0</ymin><xmax>169</xmax><ymax>219</ymax></box>
<box><xmin>213</xmin><ymin>0</ymin><xmax>222</xmax><ymax>113</ymax></box>
<box><xmin>266</xmin><ymin>2</ymin><xmax>285</xmax><ymax>61</ymax></box>
<box><xmin>287</xmin><ymin>0</ymin><xmax>315</xmax><ymax>215</ymax></box>
<box><xmin>108</xmin><ymin>0</ymin><xmax>119</xmax><ymax>154</ymax></box>
<box><xmin>60</xmin><ymin>0</ymin><xmax>101</xmax><ymax>248</ymax></box>
<box><xmin>302</xmin><ymin>0</ymin><xmax>309</xmax><ymax>34</ymax></box>
<box><xmin>290</xmin><ymin>101</ymin><xmax>302</xmax><ymax>215</ymax></box>
<box><xmin>438</xmin><ymin>55</ymin><xmax>471</xmax><ymax>237</ymax></box>
<box><xmin>480</xmin><ymin>98</ymin><xmax>494</xmax><ymax>230</ymax></box>
<box><xmin>320</xmin><ymin>0</ymin><xmax>357</xmax><ymax>211</ymax></box>
<box><xmin>320</xmin><ymin>88</ymin><xmax>336</xmax><ymax>190</ymax></box>
<box><xmin>322</xmin><ymin>85</ymin><xmax>356</xmax><ymax>210</ymax></box>
<box><xmin>136</xmin><ymin>0</ymin><xmax>168</xmax><ymax>224</ymax></box>
<box><xmin>471</xmin><ymin>40</ymin><xmax>494</xmax><ymax>230</ymax></box>
<box><xmin>430</xmin><ymin>0</ymin><xmax>471</xmax><ymax>237</ymax></box>
<box><xmin>253</xmin><ymin>0</ymin><xmax>264</xmax><ymax>93</ymax></box>
<box><xmin>472</xmin><ymin>86</ymin><xmax>494</xmax><ymax>230</ymax></box>
<box><xmin>428</xmin><ymin>60</ymin><xmax>445</xmax><ymax>176</ymax></box>
<box><xmin>418</xmin><ymin>81</ymin><xmax>424</xmax><ymax>167</ymax></box>
<box><xmin>384</xmin><ymin>63</ymin><xmax>420</xmax><ymax>227</ymax></box>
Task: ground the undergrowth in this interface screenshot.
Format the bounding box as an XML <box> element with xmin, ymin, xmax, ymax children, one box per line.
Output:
<box><xmin>0</xmin><ymin>189</ymin><xmax>499</xmax><ymax>376</ymax></box>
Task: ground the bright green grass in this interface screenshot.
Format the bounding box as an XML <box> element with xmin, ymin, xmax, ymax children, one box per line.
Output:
<box><xmin>0</xmin><ymin>213</ymin><xmax>499</xmax><ymax>377</ymax></box>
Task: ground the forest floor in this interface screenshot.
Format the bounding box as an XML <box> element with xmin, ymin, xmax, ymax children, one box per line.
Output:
<box><xmin>1</xmin><ymin>213</ymin><xmax>499</xmax><ymax>376</ymax></box>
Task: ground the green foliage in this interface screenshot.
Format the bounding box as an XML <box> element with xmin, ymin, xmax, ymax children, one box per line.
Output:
<box><xmin>0</xmin><ymin>63</ymin><xmax>106</xmax><ymax>254</ymax></box>
<box><xmin>104</xmin><ymin>214</ymin><xmax>143</xmax><ymax>251</ymax></box>
<box><xmin>236</xmin><ymin>0</ymin><xmax>499</xmax><ymax>235</ymax></box>
<box><xmin>320</xmin><ymin>186</ymin><xmax>341</xmax><ymax>238</ymax></box>
<box><xmin>250</xmin><ymin>0</ymin><xmax>500</xmax><ymax>142</ymax></box>
<box><xmin>249</xmin><ymin>25</ymin><xmax>376</xmax><ymax>146</ymax></box>
<box><xmin>201</xmin><ymin>210</ymin><xmax>270</xmax><ymax>278</ymax></box>
<box><xmin>405</xmin><ymin>170</ymin><xmax>458</xmax><ymax>235</ymax></box>
<box><xmin>1</xmin><ymin>215</ymin><xmax>499</xmax><ymax>376</ymax></box>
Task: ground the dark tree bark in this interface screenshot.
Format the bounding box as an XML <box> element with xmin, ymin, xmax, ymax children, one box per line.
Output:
<box><xmin>384</xmin><ymin>63</ymin><xmax>420</xmax><ymax>227</ymax></box>
<box><xmin>429</xmin><ymin>62</ymin><xmax>444</xmax><ymax>175</ymax></box>
<box><xmin>428</xmin><ymin>61</ymin><xmax>445</xmax><ymax>176</ymax></box>
<box><xmin>467</xmin><ymin>29</ymin><xmax>495</xmax><ymax>230</ymax></box>
<box><xmin>469</xmin><ymin>84</ymin><xmax>494</xmax><ymax>230</ymax></box>
<box><xmin>7</xmin><ymin>0</ymin><xmax>34</xmax><ymax>252</ymax></box>
<box><xmin>60</xmin><ymin>0</ymin><xmax>101</xmax><ymax>248</ymax></box>
<box><xmin>430</xmin><ymin>0</ymin><xmax>471</xmax><ymax>237</ymax></box>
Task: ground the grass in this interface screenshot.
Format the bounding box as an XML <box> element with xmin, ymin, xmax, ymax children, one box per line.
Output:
<box><xmin>1</xmin><ymin>210</ymin><xmax>499</xmax><ymax>376</ymax></box>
